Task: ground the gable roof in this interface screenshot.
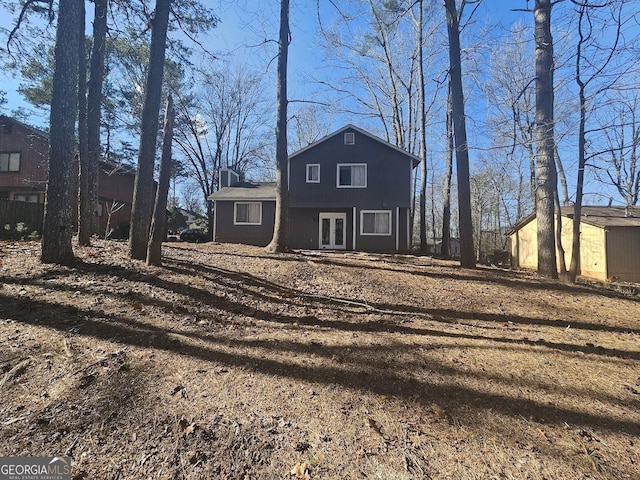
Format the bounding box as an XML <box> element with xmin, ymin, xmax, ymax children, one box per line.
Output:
<box><xmin>208</xmin><ymin>182</ymin><xmax>276</xmax><ymax>201</ymax></box>
<box><xmin>509</xmin><ymin>205</ymin><xmax>640</xmax><ymax>234</ymax></box>
<box><xmin>289</xmin><ymin>124</ymin><xmax>421</xmax><ymax>167</ymax></box>
<box><xmin>0</xmin><ymin>115</ymin><xmax>49</xmax><ymax>138</ymax></box>
<box><xmin>1</xmin><ymin>115</ymin><xmax>137</xmax><ymax>177</ymax></box>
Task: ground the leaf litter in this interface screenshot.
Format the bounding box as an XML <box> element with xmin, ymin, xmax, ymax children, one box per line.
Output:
<box><xmin>0</xmin><ymin>239</ymin><xmax>639</xmax><ymax>479</ymax></box>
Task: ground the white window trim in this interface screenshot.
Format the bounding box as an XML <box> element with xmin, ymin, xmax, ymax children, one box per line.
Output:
<box><xmin>336</xmin><ymin>163</ymin><xmax>367</xmax><ymax>188</ymax></box>
<box><xmin>344</xmin><ymin>132</ymin><xmax>355</xmax><ymax>145</ymax></box>
<box><xmin>233</xmin><ymin>201</ymin><xmax>262</xmax><ymax>225</ymax></box>
<box><xmin>360</xmin><ymin>210</ymin><xmax>392</xmax><ymax>236</ymax></box>
<box><xmin>306</xmin><ymin>164</ymin><xmax>320</xmax><ymax>183</ymax></box>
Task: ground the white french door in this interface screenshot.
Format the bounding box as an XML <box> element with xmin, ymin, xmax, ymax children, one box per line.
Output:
<box><xmin>319</xmin><ymin>213</ymin><xmax>347</xmax><ymax>250</ymax></box>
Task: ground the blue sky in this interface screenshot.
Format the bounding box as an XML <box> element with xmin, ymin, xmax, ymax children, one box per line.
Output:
<box><xmin>0</xmin><ymin>0</ymin><xmax>530</xmax><ymax>128</ymax></box>
<box><xmin>1</xmin><ymin>1</ymin><xmax>634</xmax><ymax>207</ymax></box>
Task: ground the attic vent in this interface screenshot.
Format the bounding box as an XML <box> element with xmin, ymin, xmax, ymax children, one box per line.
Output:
<box><xmin>2</xmin><ymin>122</ymin><xmax>11</xmax><ymax>134</ymax></box>
<box><xmin>344</xmin><ymin>132</ymin><xmax>355</xmax><ymax>145</ymax></box>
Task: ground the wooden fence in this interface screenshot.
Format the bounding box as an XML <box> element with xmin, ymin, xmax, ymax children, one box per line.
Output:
<box><xmin>0</xmin><ymin>199</ymin><xmax>44</xmax><ymax>235</ymax></box>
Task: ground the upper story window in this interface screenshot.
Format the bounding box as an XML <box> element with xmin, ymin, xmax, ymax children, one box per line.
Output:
<box><xmin>0</xmin><ymin>152</ymin><xmax>21</xmax><ymax>172</ymax></box>
<box><xmin>344</xmin><ymin>132</ymin><xmax>355</xmax><ymax>145</ymax></box>
<box><xmin>234</xmin><ymin>202</ymin><xmax>262</xmax><ymax>225</ymax></box>
<box><xmin>306</xmin><ymin>164</ymin><xmax>320</xmax><ymax>183</ymax></box>
<box><xmin>337</xmin><ymin>163</ymin><xmax>366</xmax><ymax>188</ymax></box>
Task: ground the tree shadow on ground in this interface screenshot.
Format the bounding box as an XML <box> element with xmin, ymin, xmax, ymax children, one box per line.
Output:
<box><xmin>203</xmin><ymin>247</ymin><xmax>640</xmax><ymax>303</ymax></box>
<box><xmin>1</xmin><ymin>289</ymin><xmax>639</xmax><ymax>439</ymax></box>
<box><xmin>3</xmin><ymin>257</ymin><xmax>640</xmax><ymax>362</ymax></box>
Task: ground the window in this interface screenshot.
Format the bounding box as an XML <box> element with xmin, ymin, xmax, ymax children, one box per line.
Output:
<box><xmin>361</xmin><ymin>210</ymin><xmax>391</xmax><ymax>235</ymax></box>
<box><xmin>14</xmin><ymin>193</ymin><xmax>39</xmax><ymax>203</ymax></box>
<box><xmin>0</xmin><ymin>152</ymin><xmax>21</xmax><ymax>172</ymax></box>
<box><xmin>337</xmin><ymin>164</ymin><xmax>367</xmax><ymax>188</ymax></box>
<box><xmin>234</xmin><ymin>202</ymin><xmax>262</xmax><ymax>225</ymax></box>
<box><xmin>344</xmin><ymin>132</ymin><xmax>355</xmax><ymax>145</ymax></box>
<box><xmin>306</xmin><ymin>164</ymin><xmax>320</xmax><ymax>183</ymax></box>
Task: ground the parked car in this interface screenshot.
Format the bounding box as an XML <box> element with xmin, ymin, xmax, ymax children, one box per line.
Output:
<box><xmin>179</xmin><ymin>228</ymin><xmax>209</xmax><ymax>243</ymax></box>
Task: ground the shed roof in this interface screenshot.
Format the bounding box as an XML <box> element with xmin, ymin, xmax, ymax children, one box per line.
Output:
<box><xmin>509</xmin><ymin>205</ymin><xmax>640</xmax><ymax>234</ymax></box>
<box><xmin>208</xmin><ymin>182</ymin><xmax>276</xmax><ymax>201</ymax></box>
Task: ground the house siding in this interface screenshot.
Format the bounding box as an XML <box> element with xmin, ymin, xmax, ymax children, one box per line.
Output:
<box><xmin>0</xmin><ymin>119</ymin><xmax>49</xmax><ymax>200</ymax></box>
<box><xmin>605</xmin><ymin>227</ymin><xmax>640</xmax><ymax>282</ymax></box>
<box><xmin>210</xmin><ymin>126</ymin><xmax>416</xmax><ymax>253</ymax></box>
<box><xmin>510</xmin><ymin>215</ymin><xmax>609</xmax><ymax>281</ymax></box>
<box><xmin>1</xmin><ymin>117</ymin><xmax>136</xmax><ymax>237</ymax></box>
<box><xmin>288</xmin><ymin>127</ymin><xmax>412</xmax><ymax>209</ymax></box>
<box><xmin>289</xmin><ymin>206</ymin><xmax>409</xmax><ymax>252</ymax></box>
<box><xmin>215</xmin><ymin>200</ymin><xmax>275</xmax><ymax>246</ymax></box>
<box><xmin>575</xmin><ymin>222</ymin><xmax>607</xmax><ymax>281</ymax></box>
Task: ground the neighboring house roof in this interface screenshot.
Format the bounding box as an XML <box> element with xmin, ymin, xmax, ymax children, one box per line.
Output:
<box><xmin>177</xmin><ymin>207</ymin><xmax>206</xmax><ymax>219</ymax></box>
<box><xmin>1</xmin><ymin>115</ymin><xmax>137</xmax><ymax>177</ymax></box>
<box><xmin>509</xmin><ymin>205</ymin><xmax>640</xmax><ymax>234</ymax></box>
<box><xmin>289</xmin><ymin>124</ymin><xmax>421</xmax><ymax>167</ymax></box>
<box><xmin>208</xmin><ymin>182</ymin><xmax>276</xmax><ymax>201</ymax></box>
<box><xmin>0</xmin><ymin>115</ymin><xmax>49</xmax><ymax>138</ymax></box>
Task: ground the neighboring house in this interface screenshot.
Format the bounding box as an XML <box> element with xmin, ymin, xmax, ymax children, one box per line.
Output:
<box><xmin>426</xmin><ymin>237</ymin><xmax>461</xmax><ymax>258</ymax></box>
<box><xmin>508</xmin><ymin>205</ymin><xmax>640</xmax><ymax>282</ymax></box>
<box><xmin>209</xmin><ymin>125</ymin><xmax>420</xmax><ymax>252</ymax></box>
<box><xmin>176</xmin><ymin>207</ymin><xmax>207</xmax><ymax>228</ymax></box>
<box><xmin>0</xmin><ymin>115</ymin><xmax>135</xmax><ymax>236</ymax></box>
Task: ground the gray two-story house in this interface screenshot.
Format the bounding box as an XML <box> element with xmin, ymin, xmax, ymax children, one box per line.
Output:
<box><xmin>209</xmin><ymin>125</ymin><xmax>419</xmax><ymax>252</ymax></box>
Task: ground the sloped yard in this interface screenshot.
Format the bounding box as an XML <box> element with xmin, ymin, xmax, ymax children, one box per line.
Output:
<box><xmin>0</xmin><ymin>240</ymin><xmax>638</xmax><ymax>479</ymax></box>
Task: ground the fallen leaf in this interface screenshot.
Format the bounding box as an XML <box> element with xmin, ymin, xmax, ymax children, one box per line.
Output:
<box><xmin>290</xmin><ymin>462</ymin><xmax>310</xmax><ymax>479</ymax></box>
<box><xmin>132</xmin><ymin>302</ymin><xmax>144</xmax><ymax>311</ymax></box>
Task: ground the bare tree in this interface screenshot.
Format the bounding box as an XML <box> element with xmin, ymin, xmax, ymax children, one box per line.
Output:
<box><xmin>441</xmin><ymin>85</ymin><xmax>454</xmax><ymax>258</ymax></box>
<box><xmin>129</xmin><ymin>0</ymin><xmax>172</xmax><ymax>260</ymax></box>
<box><xmin>444</xmin><ymin>0</ymin><xmax>475</xmax><ymax>268</ymax></box>
<box><xmin>533</xmin><ymin>0</ymin><xmax>557</xmax><ymax>278</ymax></box>
<box><xmin>41</xmin><ymin>0</ymin><xmax>81</xmax><ymax>264</ymax></box>
<box><xmin>289</xmin><ymin>104</ymin><xmax>331</xmax><ymax>150</ymax></box>
<box><xmin>77</xmin><ymin>0</ymin><xmax>89</xmax><ymax>245</ymax></box>
<box><xmin>78</xmin><ymin>0</ymin><xmax>108</xmax><ymax>244</ymax></box>
<box><xmin>266</xmin><ymin>0</ymin><xmax>290</xmax><ymax>253</ymax></box>
<box><xmin>569</xmin><ymin>0</ymin><xmax>626</xmax><ymax>282</ymax></box>
<box><xmin>599</xmin><ymin>92</ymin><xmax>640</xmax><ymax>206</ymax></box>
<box><xmin>147</xmin><ymin>94</ymin><xmax>174</xmax><ymax>266</ymax></box>
<box><xmin>173</xmin><ymin>66</ymin><xmax>271</xmax><ymax>236</ymax></box>
<box><xmin>415</xmin><ymin>0</ymin><xmax>428</xmax><ymax>252</ymax></box>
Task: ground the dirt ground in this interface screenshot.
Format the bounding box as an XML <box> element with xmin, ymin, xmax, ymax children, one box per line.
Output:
<box><xmin>0</xmin><ymin>239</ymin><xmax>638</xmax><ymax>479</ymax></box>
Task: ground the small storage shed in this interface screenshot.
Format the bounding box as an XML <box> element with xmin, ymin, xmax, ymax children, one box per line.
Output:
<box><xmin>509</xmin><ymin>206</ymin><xmax>640</xmax><ymax>282</ymax></box>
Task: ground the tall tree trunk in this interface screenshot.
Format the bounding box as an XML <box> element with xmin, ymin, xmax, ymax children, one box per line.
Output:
<box><xmin>129</xmin><ymin>0</ymin><xmax>172</xmax><ymax>259</ymax></box>
<box><xmin>444</xmin><ymin>0</ymin><xmax>475</xmax><ymax>268</ymax></box>
<box><xmin>85</xmin><ymin>0</ymin><xmax>107</xmax><ymax>239</ymax></box>
<box><xmin>77</xmin><ymin>0</ymin><xmax>89</xmax><ymax>245</ymax></box>
<box><xmin>534</xmin><ymin>0</ymin><xmax>558</xmax><ymax>278</ymax></box>
<box><xmin>554</xmin><ymin>163</ymin><xmax>568</xmax><ymax>279</ymax></box>
<box><xmin>554</xmin><ymin>145</ymin><xmax>569</xmax><ymax>205</ymax></box>
<box><xmin>266</xmin><ymin>0</ymin><xmax>290</xmax><ymax>253</ymax></box>
<box><xmin>441</xmin><ymin>84</ymin><xmax>453</xmax><ymax>259</ymax></box>
<box><xmin>147</xmin><ymin>95</ymin><xmax>174</xmax><ymax>266</ymax></box>
<box><xmin>417</xmin><ymin>0</ymin><xmax>428</xmax><ymax>252</ymax></box>
<box><xmin>41</xmin><ymin>0</ymin><xmax>81</xmax><ymax>264</ymax></box>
